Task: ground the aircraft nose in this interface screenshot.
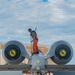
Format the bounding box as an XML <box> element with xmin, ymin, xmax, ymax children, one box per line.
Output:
<box><xmin>37</xmin><ymin>60</ymin><xmax>40</xmax><ymax>64</ymax></box>
<box><xmin>36</xmin><ymin>60</ymin><xmax>40</xmax><ymax>70</ymax></box>
<box><xmin>36</xmin><ymin>66</ymin><xmax>40</xmax><ymax>71</ymax></box>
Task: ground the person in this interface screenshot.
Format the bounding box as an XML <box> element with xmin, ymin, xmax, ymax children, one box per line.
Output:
<box><xmin>28</xmin><ymin>28</ymin><xmax>39</xmax><ymax>54</ymax></box>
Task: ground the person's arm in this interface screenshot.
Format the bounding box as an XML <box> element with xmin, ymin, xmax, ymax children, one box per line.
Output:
<box><xmin>30</xmin><ymin>36</ymin><xmax>33</xmax><ymax>43</ymax></box>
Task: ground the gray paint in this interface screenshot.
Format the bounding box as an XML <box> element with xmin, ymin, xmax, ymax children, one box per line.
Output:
<box><xmin>0</xmin><ymin>71</ymin><xmax>22</xmax><ymax>75</ymax></box>
<box><xmin>53</xmin><ymin>71</ymin><xmax>75</xmax><ymax>75</ymax></box>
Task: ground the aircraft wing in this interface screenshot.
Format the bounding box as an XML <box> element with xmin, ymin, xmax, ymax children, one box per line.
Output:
<box><xmin>0</xmin><ymin>65</ymin><xmax>31</xmax><ymax>71</ymax></box>
<box><xmin>0</xmin><ymin>65</ymin><xmax>75</xmax><ymax>72</ymax></box>
<box><xmin>45</xmin><ymin>65</ymin><xmax>75</xmax><ymax>72</ymax></box>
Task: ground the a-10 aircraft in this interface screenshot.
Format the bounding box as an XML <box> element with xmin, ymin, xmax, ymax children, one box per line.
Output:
<box><xmin>2</xmin><ymin>40</ymin><xmax>73</xmax><ymax>74</ymax></box>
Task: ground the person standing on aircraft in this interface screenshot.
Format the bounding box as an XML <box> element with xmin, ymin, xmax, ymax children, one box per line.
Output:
<box><xmin>28</xmin><ymin>28</ymin><xmax>39</xmax><ymax>54</ymax></box>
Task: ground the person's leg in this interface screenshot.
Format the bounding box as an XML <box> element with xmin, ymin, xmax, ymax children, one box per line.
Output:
<box><xmin>33</xmin><ymin>39</ymin><xmax>38</xmax><ymax>53</ymax></box>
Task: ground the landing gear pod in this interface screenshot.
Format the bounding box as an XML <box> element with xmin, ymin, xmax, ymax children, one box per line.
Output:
<box><xmin>2</xmin><ymin>41</ymin><xmax>26</xmax><ymax>64</ymax></box>
<box><xmin>50</xmin><ymin>40</ymin><xmax>73</xmax><ymax>65</ymax></box>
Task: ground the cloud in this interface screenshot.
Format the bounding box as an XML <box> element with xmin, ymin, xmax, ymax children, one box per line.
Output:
<box><xmin>0</xmin><ymin>0</ymin><xmax>75</xmax><ymax>44</ymax></box>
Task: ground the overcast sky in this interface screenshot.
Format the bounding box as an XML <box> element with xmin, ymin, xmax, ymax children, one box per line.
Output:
<box><xmin>0</xmin><ymin>0</ymin><xmax>75</xmax><ymax>64</ymax></box>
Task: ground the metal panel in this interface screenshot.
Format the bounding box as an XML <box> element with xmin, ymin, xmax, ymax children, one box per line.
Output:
<box><xmin>0</xmin><ymin>71</ymin><xmax>22</xmax><ymax>75</ymax></box>
<box><xmin>0</xmin><ymin>65</ymin><xmax>31</xmax><ymax>71</ymax></box>
<box><xmin>45</xmin><ymin>65</ymin><xmax>75</xmax><ymax>72</ymax></box>
<box><xmin>53</xmin><ymin>71</ymin><xmax>75</xmax><ymax>75</ymax></box>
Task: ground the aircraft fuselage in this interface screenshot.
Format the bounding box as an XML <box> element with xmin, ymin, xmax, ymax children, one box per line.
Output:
<box><xmin>28</xmin><ymin>52</ymin><xmax>47</xmax><ymax>72</ymax></box>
